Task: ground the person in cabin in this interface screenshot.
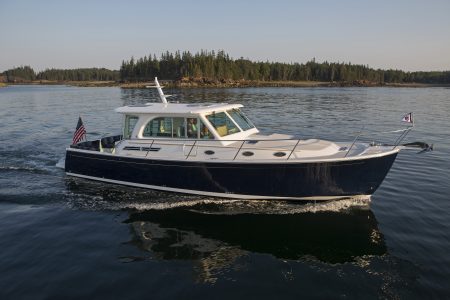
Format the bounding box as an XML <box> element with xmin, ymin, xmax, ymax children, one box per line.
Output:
<box><xmin>201</xmin><ymin>124</ymin><xmax>213</xmax><ymax>139</ymax></box>
<box><xmin>187</xmin><ymin>118</ymin><xmax>198</xmax><ymax>138</ymax></box>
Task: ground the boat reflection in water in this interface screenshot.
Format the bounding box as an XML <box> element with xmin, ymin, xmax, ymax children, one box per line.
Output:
<box><xmin>65</xmin><ymin>179</ymin><xmax>387</xmax><ymax>284</ymax></box>
<box><xmin>124</xmin><ymin>201</ymin><xmax>386</xmax><ymax>282</ymax></box>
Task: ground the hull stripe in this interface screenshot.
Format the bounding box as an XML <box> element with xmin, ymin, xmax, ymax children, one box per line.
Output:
<box><xmin>65</xmin><ymin>172</ymin><xmax>362</xmax><ymax>201</ymax></box>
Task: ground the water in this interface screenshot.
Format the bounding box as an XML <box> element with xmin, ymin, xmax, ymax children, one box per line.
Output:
<box><xmin>0</xmin><ymin>85</ymin><xmax>449</xmax><ymax>299</ymax></box>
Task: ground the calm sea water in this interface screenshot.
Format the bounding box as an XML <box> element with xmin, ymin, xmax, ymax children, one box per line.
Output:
<box><xmin>0</xmin><ymin>85</ymin><xmax>449</xmax><ymax>299</ymax></box>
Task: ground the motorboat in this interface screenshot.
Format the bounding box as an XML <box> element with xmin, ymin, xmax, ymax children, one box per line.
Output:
<box><xmin>65</xmin><ymin>78</ymin><xmax>430</xmax><ymax>200</ymax></box>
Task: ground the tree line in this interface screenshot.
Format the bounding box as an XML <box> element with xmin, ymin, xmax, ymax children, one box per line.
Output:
<box><xmin>2</xmin><ymin>50</ymin><xmax>449</xmax><ymax>84</ymax></box>
<box><xmin>1</xmin><ymin>66</ymin><xmax>119</xmax><ymax>82</ymax></box>
<box><xmin>120</xmin><ymin>50</ymin><xmax>450</xmax><ymax>84</ymax></box>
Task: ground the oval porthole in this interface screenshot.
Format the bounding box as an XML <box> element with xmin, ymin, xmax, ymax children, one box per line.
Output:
<box><xmin>204</xmin><ymin>150</ymin><xmax>215</xmax><ymax>155</ymax></box>
<box><xmin>242</xmin><ymin>151</ymin><xmax>254</xmax><ymax>157</ymax></box>
<box><xmin>273</xmin><ymin>152</ymin><xmax>286</xmax><ymax>157</ymax></box>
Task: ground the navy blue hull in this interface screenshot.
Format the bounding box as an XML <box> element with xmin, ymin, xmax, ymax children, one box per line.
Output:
<box><xmin>65</xmin><ymin>150</ymin><xmax>398</xmax><ymax>199</ymax></box>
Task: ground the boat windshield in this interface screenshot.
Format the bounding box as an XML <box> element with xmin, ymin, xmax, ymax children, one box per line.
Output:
<box><xmin>227</xmin><ymin>109</ymin><xmax>255</xmax><ymax>131</ymax></box>
<box><xmin>206</xmin><ymin>112</ymin><xmax>240</xmax><ymax>137</ymax></box>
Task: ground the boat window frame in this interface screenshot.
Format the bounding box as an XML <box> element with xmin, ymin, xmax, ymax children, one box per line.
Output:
<box><xmin>172</xmin><ymin>117</ymin><xmax>186</xmax><ymax>138</ymax></box>
<box><xmin>199</xmin><ymin>118</ymin><xmax>214</xmax><ymax>139</ymax></box>
<box><xmin>227</xmin><ymin>108</ymin><xmax>255</xmax><ymax>131</ymax></box>
<box><xmin>123</xmin><ymin>115</ymin><xmax>139</xmax><ymax>139</ymax></box>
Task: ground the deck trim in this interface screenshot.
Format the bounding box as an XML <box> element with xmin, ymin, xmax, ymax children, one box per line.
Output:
<box><xmin>66</xmin><ymin>146</ymin><xmax>400</xmax><ymax>164</ymax></box>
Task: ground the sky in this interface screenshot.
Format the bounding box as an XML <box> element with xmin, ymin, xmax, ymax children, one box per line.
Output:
<box><xmin>1</xmin><ymin>0</ymin><xmax>450</xmax><ymax>72</ymax></box>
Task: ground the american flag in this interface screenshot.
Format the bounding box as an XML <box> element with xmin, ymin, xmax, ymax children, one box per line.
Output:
<box><xmin>72</xmin><ymin>116</ymin><xmax>86</xmax><ymax>144</ymax></box>
<box><xmin>401</xmin><ymin>112</ymin><xmax>413</xmax><ymax>124</ymax></box>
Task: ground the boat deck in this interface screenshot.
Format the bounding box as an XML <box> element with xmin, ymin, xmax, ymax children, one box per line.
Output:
<box><xmin>70</xmin><ymin>134</ymin><xmax>397</xmax><ymax>163</ymax></box>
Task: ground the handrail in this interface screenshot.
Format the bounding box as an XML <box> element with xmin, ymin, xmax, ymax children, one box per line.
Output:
<box><xmin>145</xmin><ymin>139</ymin><xmax>155</xmax><ymax>157</ymax></box>
<box><xmin>125</xmin><ymin>137</ymin><xmax>302</xmax><ymax>143</ymax></box>
<box><xmin>92</xmin><ymin>126</ymin><xmax>413</xmax><ymax>159</ymax></box>
<box><xmin>232</xmin><ymin>140</ymin><xmax>246</xmax><ymax>161</ymax></box>
<box><xmin>347</xmin><ymin>128</ymin><xmax>410</xmax><ymax>136</ymax></box>
<box><xmin>392</xmin><ymin>127</ymin><xmax>412</xmax><ymax>150</ymax></box>
<box><xmin>287</xmin><ymin>139</ymin><xmax>301</xmax><ymax>160</ymax></box>
<box><xmin>345</xmin><ymin>130</ymin><xmax>363</xmax><ymax>158</ymax></box>
<box><xmin>345</xmin><ymin>125</ymin><xmax>369</xmax><ymax>158</ymax></box>
<box><xmin>127</xmin><ymin>140</ymin><xmax>297</xmax><ymax>152</ymax></box>
<box><xmin>185</xmin><ymin>140</ymin><xmax>197</xmax><ymax>159</ymax></box>
<box><xmin>120</xmin><ymin>126</ymin><xmax>411</xmax><ymax>144</ymax></box>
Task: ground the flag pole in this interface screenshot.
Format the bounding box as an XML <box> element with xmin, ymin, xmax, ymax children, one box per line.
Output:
<box><xmin>394</xmin><ymin>112</ymin><xmax>414</xmax><ymax>149</ymax></box>
<box><xmin>81</xmin><ymin>115</ymin><xmax>87</xmax><ymax>141</ymax></box>
<box><xmin>72</xmin><ymin>115</ymin><xmax>87</xmax><ymax>145</ymax></box>
<box><xmin>79</xmin><ymin>114</ymin><xmax>85</xmax><ymax>142</ymax></box>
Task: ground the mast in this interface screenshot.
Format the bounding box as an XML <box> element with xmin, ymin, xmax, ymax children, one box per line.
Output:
<box><xmin>154</xmin><ymin>77</ymin><xmax>167</xmax><ymax>104</ymax></box>
<box><xmin>146</xmin><ymin>77</ymin><xmax>169</xmax><ymax>104</ymax></box>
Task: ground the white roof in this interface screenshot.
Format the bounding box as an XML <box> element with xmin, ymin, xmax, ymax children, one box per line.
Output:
<box><xmin>115</xmin><ymin>102</ymin><xmax>243</xmax><ymax>115</ymax></box>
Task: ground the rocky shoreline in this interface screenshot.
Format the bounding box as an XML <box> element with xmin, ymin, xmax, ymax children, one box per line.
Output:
<box><xmin>3</xmin><ymin>78</ymin><xmax>450</xmax><ymax>88</ymax></box>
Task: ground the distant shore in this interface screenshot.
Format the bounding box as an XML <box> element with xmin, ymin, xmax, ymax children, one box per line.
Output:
<box><xmin>3</xmin><ymin>79</ymin><xmax>450</xmax><ymax>89</ymax></box>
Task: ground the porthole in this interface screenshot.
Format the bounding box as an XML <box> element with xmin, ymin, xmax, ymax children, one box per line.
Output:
<box><xmin>204</xmin><ymin>150</ymin><xmax>215</xmax><ymax>155</ymax></box>
<box><xmin>273</xmin><ymin>152</ymin><xmax>286</xmax><ymax>157</ymax></box>
<box><xmin>242</xmin><ymin>151</ymin><xmax>254</xmax><ymax>157</ymax></box>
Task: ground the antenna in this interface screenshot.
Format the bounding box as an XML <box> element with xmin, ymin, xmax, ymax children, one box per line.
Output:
<box><xmin>146</xmin><ymin>77</ymin><xmax>168</xmax><ymax>104</ymax></box>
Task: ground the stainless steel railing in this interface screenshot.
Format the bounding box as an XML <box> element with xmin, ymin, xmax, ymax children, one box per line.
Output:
<box><xmin>77</xmin><ymin>127</ymin><xmax>413</xmax><ymax>161</ymax></box>
<box><xmin>122</xmin><ymin>137</ymin><xmax>309</xmax><ymax>160</ymax></box>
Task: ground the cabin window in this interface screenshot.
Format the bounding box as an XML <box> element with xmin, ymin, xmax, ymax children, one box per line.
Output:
<box><xmin>142</xmin><ymin>117</ymin><xmax>214</xmax><ymax>139</ymax></box>
<box><xmin>206</xmin><ymin>112</ymin><xmax>240</xmax><ymax>137</ymax></box>
<box><xmin>143</xmin><ymin>117</ymin><xmax>185</xmax><ymax>138</ymax></box>
<box><xmin>143</xmin><ymin>117</ymin><xmax>172</xmax><ymax>137</ymax></box>
<box><xmin>227</xmin><ymin>109</ymin><xmax>255</xmax><ymax>131</ymax></box>
<box><xmin>124</xmin><ymin>115</ymin><xmax>139</xmax><ymax>139</ymax></box>
<box><xmin>172</xmin><ymin>117</ymin><xmax>186</xmax><ymax>138</ymax></box>
<box><xmin>186</xmin><ymin>118</ymin><xmax>214</xmax><ymax>139</ymax></box>
<box><xmin>200</xmin><ymin>120</ymin><xmax>214</xmax><ymax>139</ymax></box>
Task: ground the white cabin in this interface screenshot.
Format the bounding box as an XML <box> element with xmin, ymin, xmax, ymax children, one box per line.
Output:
<box><xmin>115</xmin><ymin>102</ymin><xmax>259</xmax><ymax>145</ymax></box>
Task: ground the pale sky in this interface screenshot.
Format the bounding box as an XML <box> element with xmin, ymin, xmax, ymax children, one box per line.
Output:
<box><xmin>1</xmin><ymin>0</ymin><xmax>450</xmax><ymax>72</ymax></box>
